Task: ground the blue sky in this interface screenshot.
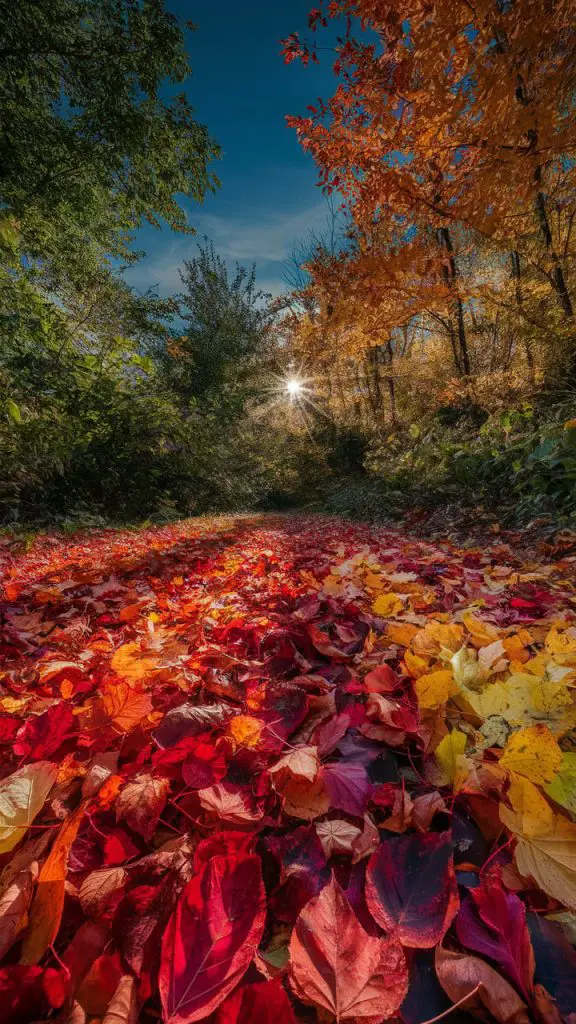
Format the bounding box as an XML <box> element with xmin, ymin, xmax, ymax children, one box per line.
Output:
<box><xmin>125</xmin><ymin>0</ymin><xmax>340</xmax><ymax>299</ymax></box>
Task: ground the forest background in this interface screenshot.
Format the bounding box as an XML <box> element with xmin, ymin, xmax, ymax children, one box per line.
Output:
<box><xmin>1</xmin><ymin>0</ymin><xmax>575</xmax><ymax>533</ymax></box>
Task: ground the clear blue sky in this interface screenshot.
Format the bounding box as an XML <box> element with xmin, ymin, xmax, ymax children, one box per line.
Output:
<box><xmin>126</xmin><ymin>0</ymin><xmax>339</xmax><ymax>299</ymax></box>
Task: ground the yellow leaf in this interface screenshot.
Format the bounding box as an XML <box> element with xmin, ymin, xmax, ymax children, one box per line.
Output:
<box><xmin>501</xmin><ymin>802</ymin><xmax>576</xmax><ymax>911</ymax></box>
<box><xmin>415</xmin><ymin>669</ymin><xmax>456</xmax><ymax>710</ymax></box>
<box><xmin>545</xmin><ymin>627</ymin><xmax>576</xmax><ymax>663</ymax></box>
<box><xmin>228</xmin><ymin>714</ymin><xmax>264</xmax><ymax>748</ymax></box>
<box><xmin>434</xmin><ymin>730</ymin><xmax>470</xmax><ymax>790</ymax></box>
<box><xmin>461</xmin><ymin>673</ymin><xmax>575</xmax><ymax>736</ymax></box>
<box><xmin>463</xmin><ymin>612</ymin><xmax>499</xmax><ymax>647</ymax></box>
<box><xmin>372</xmin><ymin>592</ymin><xmax>404</xmax><ymax>617</ymax></box>
<box><xmin>500</xmin><ymin>725</ymin><xmax>563</xmax><ymax>784</ymax></box>
<box><xmin>0</xmin><ymin>696</ymin><xmax>28</xmax><ymax>714</ymax></box>
<box><xmin>502</xmin><ymin>773</ymin><xmax>554</xmax><ymax>838</ymax></box>
<box><xmin>414</xmin><ymin>620</ymin><xmax>464</xmax><ymax>657</ymax></box>
<box><xmin>386</xmin><ymin>623</ymin><xmax>418</xmax><ymax>647</ymax></box>
<box><xmin>111</xmin><ymin>642</ymin><xmax>158</xmax><ymax>684</ymax></box>
<box><xmin>403</xmin><ymin>649</ymin><xmax>430</xmax><ymax>679</ymax></box>
<box><xmin>0</xmin><ymin>763</ymin><xmax>57</xmax><ymax>855</ymax></box>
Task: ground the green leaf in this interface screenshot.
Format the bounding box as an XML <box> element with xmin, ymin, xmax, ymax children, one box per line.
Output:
<box><xmin>6</xmin><ymin>399</ymin><xmax>22</xmax><ymax>424</ymax></box>
<box><xmin>544</xmin><ymin>752</ymin><xmax>576</xmax><ymax>817</ymax></box>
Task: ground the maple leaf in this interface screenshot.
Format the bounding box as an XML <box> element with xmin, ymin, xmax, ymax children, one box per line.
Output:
<box><xmin>499</xmin><ymin>724</ymin><xmax>563</xmax><ymax>784</ymax></box>
<box><xmin>100</xmin><ymin>681</ymin><xmax>153</xmax><ymax>733</ymax></box>
<box><xmin>159</xmin><ymin>853</ymin><xmax>266</xmax><ymax>1022</ymax></box>
<box><xmin>198</xmin><ymin>782</ymin><xmax>263</xmax><ymax>823</ymax></box>
<box><xmin>289</xmin><ymin>875</ymin><xmax>408</xmax><ymax>1020</ymax></box>
<box><xmin>270</xmin><ymin>745</ymin><xmax>320</xmax><ymax>783</ymax></box>
<box><xmin>414</xmin><ymin>669</ymin><xmax>456</xmax><ymax>710</ymax></box>
<box><xmin>501</xmin><ymin>801</ymin><xmax>576</xmax><ymax>911</ymax></box>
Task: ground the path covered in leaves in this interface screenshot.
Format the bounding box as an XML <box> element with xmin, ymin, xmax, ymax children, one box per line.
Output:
<box><xmin>1</xmin><ymin>513</ymin><xmax>576</xmax><ymax>1024</ymax></box>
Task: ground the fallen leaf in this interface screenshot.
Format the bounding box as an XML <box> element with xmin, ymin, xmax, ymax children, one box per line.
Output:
<box><xmin>455</xmin><ymin>873</ymin><xmax>535</xmax><ymax>1001</ymax></box>
<box><xmin>366</xmin><ymin>832</ymin><xmax>459</xmax><ymax>947</ymax></box>
<box><xmin>116</xmin><ymin>774</ymin><xmax>169</xmax><ymax>840</ymax></box>
<box><xmin>316</xmin><ymin>819</ymin><xmax>362</xmax><ymax>857</ymax></box>
<box><xmin>545</xmin><ymin>752</ymin><xmax>576</xmax><ymax>815</ymax></box>
<box><xmin>20</xmin><ymin>802</ymin><xmax>85</xmax><ymax>964</ymax></box>
<box><xmin>159</xmin><ymin>853</ymin><xmax>266</xmax><ymax>1022</ymax></box>
<box><xmin>0</xmin><ymin>762</ymin><xmax>57</xmax><ymax>855</ymax></box>
<box><xmin>435</xmin><ymin>946</ymin><xmax>531</xmax><ymax>1023</ymax></box>
<box><xmin>500</xmin><ymin>725</ymin><xmax>563</xmax><ymax>784</ymax></box>
<box><xmin>0</xmin><ymin>863</ymin><xmax>38</xmax><ymax>960</ymax></box>
<box><xmin>289</xmin><ymin>876</ymin><xmax>408</xmax><ymax>1020</ymax></box>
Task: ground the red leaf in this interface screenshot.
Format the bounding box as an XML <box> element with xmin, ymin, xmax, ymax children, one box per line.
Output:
<box><xmin>182</xmin><ymin>740</ymin><xmax>227</xmax><ymax>789</ymax></box>
<box><xmin>455</xmin><ymin>873</ymin><xmax>535</xmax><ymax>1002</ymax></box>
<box><xmin>213</xmin><ymin>978</ymin><xmax>296</xmax><ymax>1023</ymax></box>
<box><xmin>13</xmin><ymin>701</ymin><xmax>74</xmax><ymax>759</ymax></box>
<box><xmin>159</xmin><ymin>853</ymin><xmax>266</xmax><ymax>1023</ymax></box>
<box><xmin>364</xmin><ymin>665</ymin><xmax>399</xmax><ymax>693</ymax></box>
<box><xmin>324</xmin><ymin>761</ymin><xmax>372</xmax><ymax>815</ymax></box>
<box><xmin>366</xmin><ymin>832</ymin><xmax>459</xmax><ymax>947</ymax></box>
<box><xmin>289</xmin><ymin>875</ymin><xmax>408</xmax><ymax>1020</ymax></box>
<box><xmin>267</xmin><ymin>824</ymin><xmax>329</xmax><ymax>924</ymax></box>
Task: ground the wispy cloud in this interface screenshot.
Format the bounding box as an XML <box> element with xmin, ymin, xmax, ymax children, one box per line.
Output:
<box><xmin>195</xmin><ymin>202</ymin><xmax>331</xmax><ymax>263</ymax></box>
<box><xmin>125</xmin><ymin>200</ymin><xmax>334</xmax><ymax>296</ymax></box>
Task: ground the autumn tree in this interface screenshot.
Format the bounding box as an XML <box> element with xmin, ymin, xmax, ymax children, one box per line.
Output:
<box><xmin>284</xmin><ymin>0</ymin><xmax>576</xmax><ymax>371</ymax></box>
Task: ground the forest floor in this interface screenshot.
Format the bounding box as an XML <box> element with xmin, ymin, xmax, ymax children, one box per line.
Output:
<box><xmin>0</xmin><ymin>513</ymin><xmax>575</xmax><ymax>1023</ymax></box>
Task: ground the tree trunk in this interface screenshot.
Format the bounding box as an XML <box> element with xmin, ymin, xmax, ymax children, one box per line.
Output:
<box><xmin>385</xmin><ymin>340</ymin><xmax>397</xmax><ymax>425</ymax></box>
<box><xmin>534</xmin><ymin>174</ymin><xmax>574</xmax><ymax>320</ymax></box>
<box><xmin>511</xmin><ymin>250</ymin><xmax>534</xmax><ymax>372</ymax></box>
<box><xmin>438</xmin><ymin>226</ymin><xmax>471</xmax><ymax>375</ymax></box>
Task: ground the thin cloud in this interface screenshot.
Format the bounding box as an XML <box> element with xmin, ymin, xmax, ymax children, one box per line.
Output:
<box><xmin>125</xmin><ymin>201</ymin><xmax>333</xmax><ymax>296</ymax></box>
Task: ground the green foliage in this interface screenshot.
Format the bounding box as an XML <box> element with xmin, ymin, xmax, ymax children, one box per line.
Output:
<box><xmin>322</xmin><ymin>402</ymin><xmax>576</xmax><ymax>528</ymax></box>
<box><xmin>0</xmin><ymin>0</ymin><xmax>219</xmax><ymax>282</ymax></box>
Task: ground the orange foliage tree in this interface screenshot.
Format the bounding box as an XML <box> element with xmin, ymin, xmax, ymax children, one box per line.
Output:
<box><xmin>283</xmin><ymin>0</ymin><xmax>576</xmax><ymax>397</ymax></box>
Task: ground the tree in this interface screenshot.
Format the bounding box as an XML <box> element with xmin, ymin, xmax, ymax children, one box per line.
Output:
<box><xmin>0</xmin><ymin>0</ymin><xmax>220</xmax><ymax>284</ymax></box>
<box><xmin>160</xmin><ymin>239</ymin><xmax>275</xmax><ymax>410</ymax></box>
<box><xmin>283</xmin><ymin>0</ymin><xmax>576</xmax><ymax>359</ymax></box>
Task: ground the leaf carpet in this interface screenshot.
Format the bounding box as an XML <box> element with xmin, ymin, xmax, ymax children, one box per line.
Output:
<box><xmin>1</xmin><ymin>514</ymin><xmax>576</xmax><ymax>1023</ymax></box>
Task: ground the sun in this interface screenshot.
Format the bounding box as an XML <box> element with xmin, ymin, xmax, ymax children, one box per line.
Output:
<box><xmin>285</xmin><ymin>377</ymin><xmax>304</xmax><ymax>396</ymax></box>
